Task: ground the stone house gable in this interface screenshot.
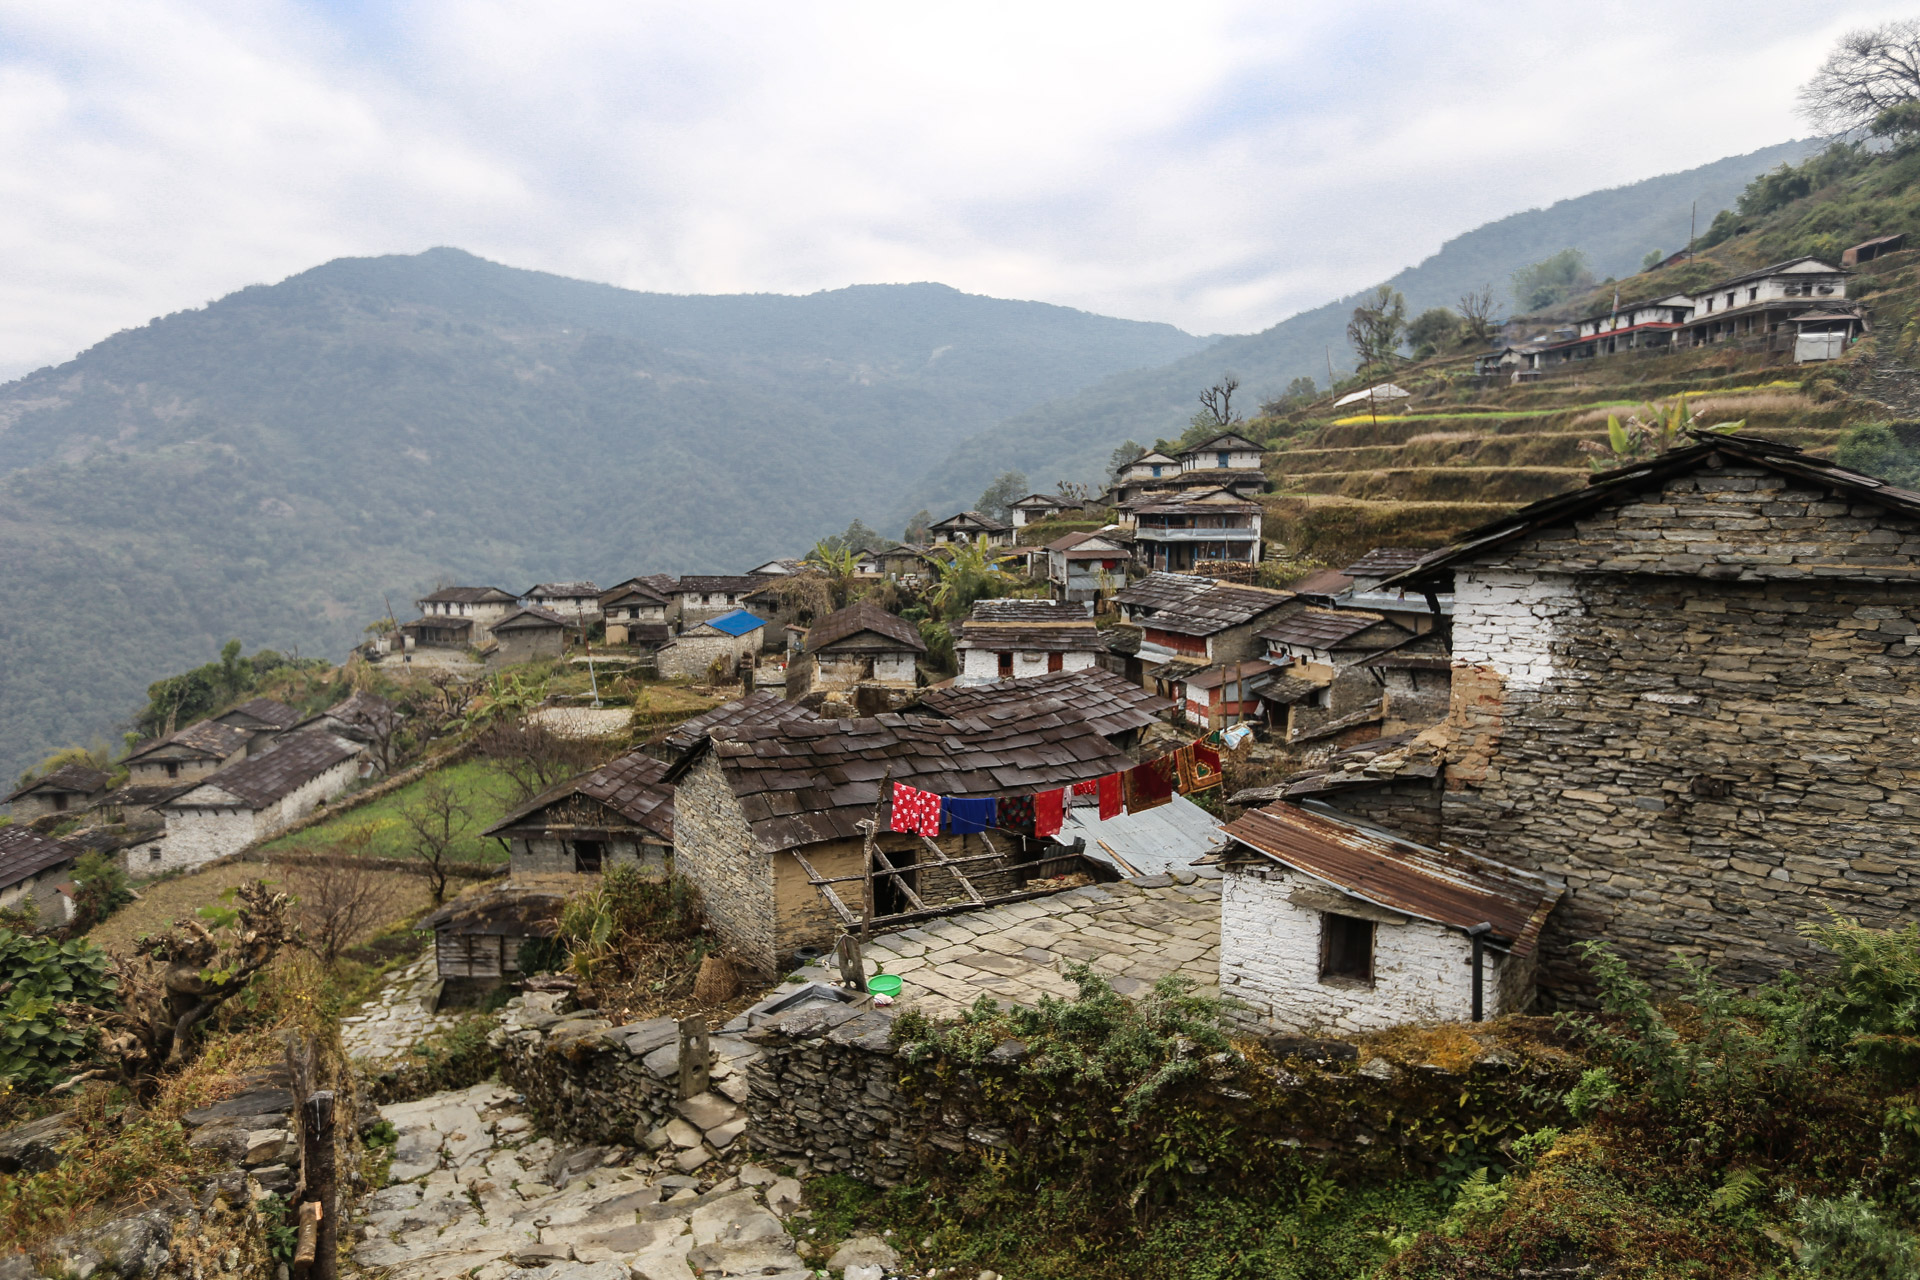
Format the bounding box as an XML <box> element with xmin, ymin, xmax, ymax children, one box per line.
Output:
<box><xmin>1380</xmin><ymin>434</ymin><xmax>1920</xmax><ymax>1004</ymax></box>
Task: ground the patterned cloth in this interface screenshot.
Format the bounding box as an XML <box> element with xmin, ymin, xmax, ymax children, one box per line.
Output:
<box><xmin>943</xmin><ymin>796</ymin><xmax>998</xmax><ymax>835</ymax></box>
<box><xmin>999</xmin><ymin>795</ymin><xmax>1035</xmax><ymax>834</ymax></box>
<box><xmin>1034</xmin><ymin>789</ymin><xmax>1065</xmax><ymax>839</ymax></box>
<box><xmin>1175</xmin><ymin>741</ymin><xmax>1224</xmax><ymax>793</ymax></box>
<box><xmin>1123</xmin><ymin>755</ymin><xmax>1176</xmax><ymax>815</ymax></box>
<box><xmin>890</xmin><ymin>782</ymin><xmax>941</xmax><ymax>837</ymax></box>
<box><xmin>1072</xmin><ymin>779</ymin><xmax>1100</xmax><ymax>796</ymax></box>
<box><xmin>1097</xmin><ymin>773</ymin><xmax>1124</xmax><ymax>821</ymax></box>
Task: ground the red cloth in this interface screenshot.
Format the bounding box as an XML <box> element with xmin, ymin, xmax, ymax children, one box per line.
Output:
<box><xmin>1034</xmin><ymin>789</ymin><xmax>1064</xmax><ymax>838</ymax></box>
<box><xmin>1124</xmin><ymin>755</ymin><xmax>1176</xmax><ymax>814</ymax></box>
<box><xmin>1097</xmin><ymin>773</ymin><xmax>1124</xmax><ymax>821</ymax></box>
<box><xmin>1072</xmin><ymin>779</ymin><xmax>1100</xmax><ymax>796</ymax></box>
<box><xmin>890</xmin><ymin>782</ymin><xmax>941</xmax><ymax>837</ymax></box>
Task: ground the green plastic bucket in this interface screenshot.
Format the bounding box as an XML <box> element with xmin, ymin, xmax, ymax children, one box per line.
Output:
<box><xmin>867</xmin><ymin>974</ymin><xmax>903</xmax><ymax>998</ymax></box>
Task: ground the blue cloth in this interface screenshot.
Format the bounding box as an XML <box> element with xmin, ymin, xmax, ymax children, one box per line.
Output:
<box><xmin>942</xmin><ymin>796</ymin><xmax>998</xmax><ymax>835</ymax></box>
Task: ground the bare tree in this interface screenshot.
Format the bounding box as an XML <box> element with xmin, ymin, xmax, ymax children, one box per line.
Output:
<box><xmin>1458</xmin><ymin>284</ymin><xmax>1502</xmax><ymax>344</ymax></box>
<box><xmin>475</xmin><ymin>719</ymin><xmax>608</xmax><ymax>806</ymax></box>
<box><xmin>1346</xmin><ymin>285</ymin><xmax>1408</xmax><ymax>376</ymax></box>
<box><xmin>56</xmin><ymin>881</ymin><xmax>295</xmax><ymax>1095</ymax></box>
<box><xmin>1195</xmin><ymin>376</ymin><xmax>1241</xmax><ymax>430</ymax></box>
<box><xmin>1799</xmin><ymin>20</ymin><xmax>1920</xmax><ymax>134</ymax></box>
<box><xmin>1054</xmin><ymin>479</ymin><xmax>1095</xmax><ymax>508</ymax></box>
<box><xmin>401</xmin><ymin>775</ymin><xmax>472</xmax><ymax>905</ymax></box>
<box><xmin>285</xmin><ymin>856</ymin><xmax>386</xmax><ymax>966</ymax></box>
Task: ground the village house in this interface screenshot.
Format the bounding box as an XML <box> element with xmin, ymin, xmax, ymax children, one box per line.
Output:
<box><xmin>1315</xmin><ymin>431</ymin><xmax>1920</xmax><ymax>1003</ymax></box>
<box><xmin>523</xmin><ymin>582</ymin><xmax>604</xmax><ymax>624</ymax></box>
<box><xmin>5</xmin><ymin>764</ymin><xmax>110</xmax><ymax>823</ymax></box>
<box><xmin>159</xmin><ymin>731</ymin><xmax>365</xmax><ymax>871</ymax></box>
<box><xmin>663</xmin><ymin>702</ymin><xmax>1134</xmax><ymax>973</ymax></box>
<box><xmin>1046</xmin><ymin>531</ymin><xmax>1131</xmax><ymax>605</ymax></box>
<box><xmin>488</xmin><ymin>606</ymin><xmax>571</xmax><ymax>665</ymax></box>
<box><xmin>1842</xmin><ymin>233</ymin><xmax>1905</xmax><ymax>266</ymax></box>
<box><xmin>953</xmin><ymin>598</ymin><xmax>1104</xmax><ymax>686</ymax></box>
<box><xmin>0</xmin><ymin>827</ymin><xmax>78</xmax><ymax>924</ymax></box>
<box><xmin>1177</xmin><ymin>659</ymin><xmax>1279</xmax><ymax>728</ymax></box>
<box><xmin>1106</xmin><ymin>438</ymin><xmax>1268</xmax><ymax>507</ymax></box>
<box><xmin>1008</xmin><ymin>492</ymin><xmax>1074</xmax><ymax>528</ymax></box>
<box><xmin>656</xmin><ymin>609</ymin><xmax>766</xmax><ymax>680</ymax></box>
<box><xmin>122</xmin><ymin>719</ymin><xmax>254</xmax><ymax>788</ymax></box>
<box><xmin>1217</xmin><ymin>801</ymin><xmax>1561</xmax><ymax>1034</ymax></box>
<box><xmin>484</xmin><ymin>751</ymin><xmax>675</xmax><ymax>876</ymax></box>
<box><xmin>1525</xmin><ymin>294</ymin><xmax>1696</xmax><ymax>368</ymax></box>
<box><xmin>928</xmin><ymin>511</ymin><xmax>1013</xmax><ymax>547</ymax></box>
<box><xmin>399</xmin><ymin>613</ymin><xmax>477</xmax><ymax>651</ymax></box>
<box><xmin>1122</xmin><ymin>487</ymin><xmax>1265</xmax><ymax>573</ymax></box>
<box><xmin>859</xmin><ymin>544</ymin><xmax>937</xmax><ymax>583</ymax></box>
<box><xmin>417</xmin><ymin>586</ymin><xmax>520</xmax><ymax>641</ymax></box>
<box><xmin>600</xmin><ymin>581</ymin><xmax>674</xmax><ymax>648</ymax></box>
<box><xmin>1129</xmin><ymin>582</ymin><xmax>1296</xmax><ymax>691</ymax></box>
<box><xmin>914</xmin><ymin>665</ymin><xmax>1173</xmax><ymax>753</ymax></box>
<box><xmin>289</xmin><ymin>690</ymin><xmax>401</xmax><ymax>753</ymax></box>
<box><xmin>671</xmin><ymin>575</ymin><xmax>776</xmax><ymax>625</ymax></box>
<box><xmin>785</xmin><ymin>602</ymin><xmax>926</xmax><ymax>709</ymax></box>
<box><xmin>1113</xmin><ymin>572</ymin><xmax>1215</xmax><ymax>625</ymax></box>
<box><xmin>420</xmin><ymin>881</ymin><xmax>571</xmax><ymax>1005</ymax></box>
<box><xmin>1104</xmin><ymin>449</ymin><xmax>1185</xmax><ymax>506</ymax></box>
<box><xmin>212</xmin><ymin>697</ymin><xmax>302</xmax><ymax>752</ymax></box>
<box><xmin>745</xmin><ymin>558</ymin><xmax>806</xmax><ymax>576</ymax></box>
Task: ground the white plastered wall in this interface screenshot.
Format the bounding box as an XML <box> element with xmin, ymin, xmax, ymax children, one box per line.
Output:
<box><xmin>1449</xmin><ymin>570</ymin><xmax>1583</xmax><ymax>690</ymax></box>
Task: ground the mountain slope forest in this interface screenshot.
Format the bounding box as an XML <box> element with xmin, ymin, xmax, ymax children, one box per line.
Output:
<box><xmin>0</xmin><ymin>253</ymin><xmax>1206</xmax><ymax>782</ymax></box>
<box><xmin>898</xmin><ymin>137</ymin><xmax>1823</xmax><ymax>519</ymax></box>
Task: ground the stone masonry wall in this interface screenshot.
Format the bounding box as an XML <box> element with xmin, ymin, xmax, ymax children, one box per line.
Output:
<box><xmin>674</xmin><ymin>753</ymin><xmax>779</xmax><ymax>974</ymax></box>
<box><xmin>1441</xmin><ymin>463</ymin><xmax>1920</xmax><ymax>1001</ymax></box>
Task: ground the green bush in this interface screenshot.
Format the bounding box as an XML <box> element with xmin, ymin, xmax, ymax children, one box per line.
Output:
<box><xmin>1796</xmin><ymin>1192</ymin><xmax>1920</xmax><ymax>1279</ymax></box>
<box><xmin>0</xmin><ymin>929</ymin><xmax>114</xmax><ymax>1090</ymax></box>
<box><xmin>1836</xmin><ymin>422</ymin><xmax>1920</xmax><ymax>489</ymax></box>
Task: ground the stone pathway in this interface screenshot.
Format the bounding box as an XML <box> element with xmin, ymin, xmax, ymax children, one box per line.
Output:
<box><xmin>354</xmin><ymin>1081</ymin><xmax>865</xmax><ymax>1280</ymax></box>
<box><xmin>866</xmin><ymin>869</ymin><xmax>1223</xmax><ymax>1019</ymax></box>
<box><xmin>341</xmin><ymin>956</ymin><xmax>461</xmax><ymax>1064</ymax></box>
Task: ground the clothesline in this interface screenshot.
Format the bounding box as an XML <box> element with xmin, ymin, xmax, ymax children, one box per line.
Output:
<box><xmin>889</xmin><ymin>723</ymin><xmax>1255</xmax><ymax>841</ymax></box>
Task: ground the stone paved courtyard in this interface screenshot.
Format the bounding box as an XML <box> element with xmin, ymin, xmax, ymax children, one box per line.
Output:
<box><xmin>341</xmin><ymin>955</ymin><xmax>462</xmax><ymax>1063</ymax></box>
<box><xmin>865</xmin><ymin>867</ymin><xmax>1223</xmax><ymax>1019</ymax></box>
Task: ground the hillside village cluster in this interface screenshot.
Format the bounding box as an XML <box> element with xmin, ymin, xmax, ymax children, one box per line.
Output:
<box><xmin>8</xmin><ymin>369</ymin><xmax>1919</xmax><ymax>1056</ymax></box>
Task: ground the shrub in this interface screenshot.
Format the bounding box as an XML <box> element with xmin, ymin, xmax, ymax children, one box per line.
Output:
<box><xmin>0</xmin><ymin>929</ymin><xmax>113</xmax><ymax>1091</ymax></box>
<box><xmin>1796</xmin><ymin>1192</ymin><xmax>1920</xmax><ymax>1279</ymax></box>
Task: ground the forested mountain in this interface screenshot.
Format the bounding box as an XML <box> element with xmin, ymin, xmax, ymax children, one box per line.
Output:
<box><xmin>896</xmin><ymin>137</ymin><xmax>1825</xmax><ymax>519</ymax></box>
<box><xmin>0</xmin><ymin>251</ymin><xmax>1205</xmax><ymax>782</ymax></box>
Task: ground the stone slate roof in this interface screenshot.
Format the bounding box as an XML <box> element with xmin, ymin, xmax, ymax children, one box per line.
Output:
<box><xmin>218</xmin><ymin>698</ymin><xmax>302</xmax><ymax>731</ymax></box>
<box><xmin>0</xmin><ymin>827</ymin><xmax>75</xmax><ymax>892</ymax></box>
<box><xmin>1011</xmin><ymin>493</ymin><xmax>1072</xmax><ymax>509</ymax></box>
<box><xmin>6</xmin><ymin>764</ymin><xmax>110</xmax><ymax>804</ymax></box>
<box><xmin>602</xmin><ymin>580</ymin><xmax>673</xmax><ymax>606</ymax></box>
<box><xmin>1287</xmin><ymin>569</ymin><xmax>1356</xmax><ymax>599</ymax></box>
<box><xmin>1141</xmin><ymin>585</ymin><xmax>1295</xmax><ymax>637</ymax></box>
<box><xmin>492</xmin><ymin>606</ymin><xmax>570</xmax><ymax>632</ymax></box>
<box><xmin>669</xmin><ymin>702</ymin><xmax>1133</xmax><ymax>854</ymax></box>
<box><xmin>420</xmin><ymin>586</ymin><xmax>517</xmax><ymax>605</ymax></box>
<box><xmin>674</xmin><ymin>575</ymin><xmax>774</xmax><ymax>595</ymax></box>
<box><xmin>970</xmin><ymin>599</ymin><xmax>1087</xmax><ymax>623</ymax></box>
<box><xmin>1342</xmin><ymin>547</ymin><xmax>1435</xmax><ymax>577</ymax></box>
<box><xmin>526</xmin><ymin>582</ymin><xmax>601</xmax><ymax>598</ymax></box>
<box><xmin>1115</xmin><ymin>572</ymin><xmax>1216</xmax><ymax>613</ymax></box>
<box><xmin>914</xmin><ymin>667</ymin><xmax>1172</xmax><ymax>738</ymax></box>
<box><xmin>658</xmin><ymin>691</ymin><xmax>820</xmax><ymax>754</ymax></box>
<box><xmin>1179</xmin><ymin>431</ymin><xmax>1265</xmax><ymax>455</ymax></box>
<box><xmin>1224</xmin><ymin>801</ymin><xmax>1562</xmax><ymax>955</ymax></box>
<box><xmin>1255</xmin><ymin>674</ymin><xmax>1324</xmax><ymax>706</ymax></box>
<box><xmin>955</xmin><ymin>621</ymin><xmax>1103</xmax><ymax>653</ymax></box>
<box><xmin>1184</xmin><ymin>659</ymin><xmax>1278</xmax><ymax>691</ymax></box>
<box><xmin>1380</xmin><ymin>433</ymin><xmax>1920</xmax><ymax>591</ymax></box>
<box><xmin>420</xmin><ymin>884</ymin><xmax>566</xmax><ymax>938</ymax></box>
<box><xmin>1131</xmin><ymin>488</ymin><xmax>1262</xmax><ymax>516</ymax></box>
<box><xmin>125</xmin><ymin>718</ymin><xmax>252</xmax><ymax>764</ymax></box>
<box><xmin>1256</xmin><ymin>607</ymin><xmax>1394</xmax><ymax>650</ymax></box>
<box><xmin>485</xmin><ymin>751</ymin><xmax>676</xmax><ymax>843</ymax></box>
<box><xmin>803</xmin><ymin>603</ymin><xmax>926</xmax><ymax>655</ymax></box>
<box><xmin>168</xmin><ymin>732</ymin><xmax>358</xmax><ymax>810</ymax></box>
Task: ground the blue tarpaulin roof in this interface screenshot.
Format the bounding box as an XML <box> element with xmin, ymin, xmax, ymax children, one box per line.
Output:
<box><xmin>703</xmin><ymin>609</ymin><xmax>767</xmax><ymax>637</ymax></box>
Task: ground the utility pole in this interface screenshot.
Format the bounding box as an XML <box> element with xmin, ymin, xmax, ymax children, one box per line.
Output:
<box><xmin>1688</xmin><ymin>201</ymin><xmax>1696</xmax><ymax>261</ymax></box>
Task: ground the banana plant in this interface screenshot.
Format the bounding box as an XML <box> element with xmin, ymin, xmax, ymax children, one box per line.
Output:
<box><xmin>1588</xmin><ymin>398</ymin><xmax>1744</xmax><ymax>469</ymax></box>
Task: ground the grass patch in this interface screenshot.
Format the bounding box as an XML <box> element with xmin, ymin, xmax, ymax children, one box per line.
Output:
<box><xmin>261</xmin><ymin>759</ymin><xmax>521</xmax><ymax>864</ymax></box>
<box><xmin>92</xmin><ymin>862</ymin><xmax>435</xmax><ymax>955</ymax></box>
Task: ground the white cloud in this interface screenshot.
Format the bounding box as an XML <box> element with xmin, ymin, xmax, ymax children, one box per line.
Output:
<box><xmin>0</xmin><ymin>0</ymin><xmax>1908</xmax><ymax>375</ymax></box>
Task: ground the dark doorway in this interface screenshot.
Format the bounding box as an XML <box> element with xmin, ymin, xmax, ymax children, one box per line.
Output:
<box><xmin>1320</xmin><ymin>913</ymin><xmax>1374</xmax><ymax>984</ymax></box>
<box><xmin>573</xmin><ymin>840</ymin><xmax>604</xmax><ymax>873</ymax></box>
<box><xmin>873</xmin><ymin>844</ymin><xmax>918</xmax><ymax>917</ymax></box>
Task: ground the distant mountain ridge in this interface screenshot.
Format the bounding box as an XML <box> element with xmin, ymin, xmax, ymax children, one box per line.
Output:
<box><xmin>0</xmin><ymin>253</ymin><xmax>1206</xmax><ymax>783</ymax></box>
<box><xmin>894</xmin><ymin>137</ymin><xmax>1826</xmax><ymax>521</ymax></box>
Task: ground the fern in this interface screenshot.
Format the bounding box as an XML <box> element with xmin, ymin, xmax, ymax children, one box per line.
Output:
<box><xmin>1709</xmin><ymin>1167</ymin><xmax>1764</xmax><ymax>1215</ymax></box>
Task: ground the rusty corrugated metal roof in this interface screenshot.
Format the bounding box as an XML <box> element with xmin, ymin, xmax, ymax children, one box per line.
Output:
<box><xmin>1222</xmin><ymin>801</ymin><xmax>1561</xmax><ymax>955</ymax></box>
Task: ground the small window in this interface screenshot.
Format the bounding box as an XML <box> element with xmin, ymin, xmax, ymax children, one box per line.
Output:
<box><xmin>573</xmin><ymin>841</ymin><xmax>604</xmax><ymax>873</ymax></box>
<box><xmin>148</xmin><ymin>847</ymin><xmax>162</xmax><ymax>862</ymax></box>
<box><xmin>998</xmin><ymin>652</ymin><xmax>1014</xmax><ymax>678</ymax></box>
<box><xmin>1150</xmin><ymin>464</ymin><xmax>1162</xmax><ymax>477</ymax></box>
<box><xmin>165</xmin><ymin>762</ymin><xmax>179</xmax><ymax>779</ymax></box>
<box><xmin>1217</xmin><ymin>451</ymin><xmax>1230</xmax><ymax>468</ymax></box>
<box><xmin>1048</xmin><ymin>652</ymin><xmax>1064</xmax><ymax>673</ymax></box>
<box><xmin>1320</xmin><ymin>913</ymin><xmax>1374</xmax><ymax>984</ymax></box>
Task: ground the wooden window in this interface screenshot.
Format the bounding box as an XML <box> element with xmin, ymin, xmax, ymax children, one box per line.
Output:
<box><xmin>1047</xmin><ymin>652</ymin><xmax>1064</xmax><ymax>672</ymax></box>
<box><xmin>1320</xmin><ymin>913</ymin><xmax>1374</xmax><ymax>984</ymax></box>
<box><xmin>998</xmin><ymin>652</ymin><xmax>1014</xmax><ymax>678</ymax></box>
<box><xmin>573</xmin><ymin>840</ymin><xmax>604</xmax><ymax>873</ymax></box>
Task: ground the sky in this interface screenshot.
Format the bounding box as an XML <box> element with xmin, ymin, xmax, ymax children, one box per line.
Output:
<box><xmin>0</xmin><ymin>0</ymin><xmax>1910</xmax><ymax>378</ymax></box>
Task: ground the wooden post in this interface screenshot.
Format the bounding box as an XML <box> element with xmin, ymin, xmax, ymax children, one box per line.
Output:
<box><xmin>859</xmin><ymin>767</ymin><xmax>891</xmax><ymax>940</ymax></box>
<box><xmin>834</xmin><ymin>932</ymin><xmax>868</xmax><ymax>993</ymax></box>
<box><xmin>677</xmin><ymin>1016</ymin><xmax>710</xmax><ymax>1100</ymax></box>
<box><xmin>299</xmin><ymin>1090</ymin><xmax>337</xmax><ymax>1280</ymax></box>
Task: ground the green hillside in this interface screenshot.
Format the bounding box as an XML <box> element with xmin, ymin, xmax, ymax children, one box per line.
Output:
<box><xmin>0</xmin><ymin>251</ymin><xmax>1206</xmax><ymax>783</ymax></box>
<box><xmin>899</xmin><ymin>138</ymin><xmax>1825</xmax><ymax>519</ymax></box>
<box><xmin>1239</xmin><ymin>137</ymin><xmax>1920</xmax><ymax>569</ymax></box>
